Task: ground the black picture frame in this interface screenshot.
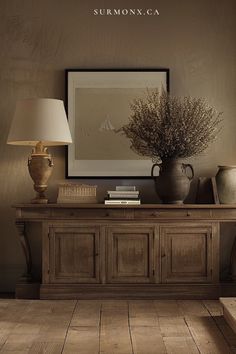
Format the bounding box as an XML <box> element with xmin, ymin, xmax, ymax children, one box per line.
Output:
<box><xmin>65</xmin><ymin>68</ymin><xmax>170</xmax><ymax>179</ymax></box>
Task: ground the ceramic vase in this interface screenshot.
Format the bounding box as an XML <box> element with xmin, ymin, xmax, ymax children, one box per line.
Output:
<box><xmin>215</xmin><ymin>165</ymin><xmax>236</xmax><ymax>204</ymax></box>
<box><xmin>151</xmin><ymin>158</ymin><xmax>194</xmax><ymax>204</ymax></box>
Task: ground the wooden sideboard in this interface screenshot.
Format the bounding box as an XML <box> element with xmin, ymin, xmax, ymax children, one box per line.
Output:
<box><xmin>13</xmin><ymin>203</ymin><xmax>236</xmax><ymax>299</ymax></box>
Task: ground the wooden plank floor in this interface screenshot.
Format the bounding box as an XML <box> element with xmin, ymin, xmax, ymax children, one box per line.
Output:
<box><xmin>0</xmin><ymin>299</ymin><xmax>236</xmax><ymax>353</ymax></box>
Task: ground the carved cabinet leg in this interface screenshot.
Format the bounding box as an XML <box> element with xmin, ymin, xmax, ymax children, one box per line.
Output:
<box><xmin>15</xmin><ymin>221</ymin><xmax>33</xmax><ymax>283</ymax></box>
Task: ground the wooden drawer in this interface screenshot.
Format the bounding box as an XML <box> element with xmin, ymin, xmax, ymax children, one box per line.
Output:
<box><xmin>134</xmin><ymin>209</ymin><xmax>211</xmax><ymax>219</ymax></box>
<box><xmin>51</xmin><ymin>208</ymin><xmax>126</xmax><ymax>219</ymax></box>
<box><xmin>211</xmin><ymin>209</ymin><xmax>236</xmax><ymax>220</ymax></box>
<box><xmin>21</xmin><ymin>208</ymin><xmax>50</xmax><ymax>219</ymax></box>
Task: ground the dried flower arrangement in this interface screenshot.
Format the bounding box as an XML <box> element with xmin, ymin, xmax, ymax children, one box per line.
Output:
<box><xmin>118</xmin><ymin>90</ymin><xmax>222</xmax><ymax>162</ymax></box>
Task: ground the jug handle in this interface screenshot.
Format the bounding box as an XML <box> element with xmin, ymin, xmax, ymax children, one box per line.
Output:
<box><xmin>183</xmin><ymin>163</ymin><xmax>194</xmax><ymax>180</ymax></box>
<box><xmin>151</xmin><ymin>163</ymin><xmax>162</xmax><ymax>178</ymax></box>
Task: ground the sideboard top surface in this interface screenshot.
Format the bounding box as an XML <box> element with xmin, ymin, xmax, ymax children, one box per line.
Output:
<box><xmin>13</xmin><ymin>203</ymin><xmax>236</xmax><ymax>209</ymax></box>
<box><xmin>13</xmin><ymin>203</ymin><xmax>236</xmax><ymax>222</ymax></box>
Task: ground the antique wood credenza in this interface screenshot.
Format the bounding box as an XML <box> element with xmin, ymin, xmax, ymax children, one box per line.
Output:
<box><xmin>13</xmin><ymin>203</ymin><xmax>236</xmax><ymax>299</ymax></box>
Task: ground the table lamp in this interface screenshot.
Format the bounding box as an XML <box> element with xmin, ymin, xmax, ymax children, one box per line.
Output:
<box><xmin>7</xmin><ymin>98</ymin><xmax>72</xmax><ymax>204</ymax></box>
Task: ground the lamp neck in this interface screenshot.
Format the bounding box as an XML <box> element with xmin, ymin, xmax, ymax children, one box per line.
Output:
<box><xmin>32</xmin><ymin>141</ymin><xmax>49</xmax><ymax>156</ymax></box>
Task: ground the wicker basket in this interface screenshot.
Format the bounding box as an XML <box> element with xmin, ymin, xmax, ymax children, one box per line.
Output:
<box><xmin>57</xmin><ymin>183</ymin><xmax>97</xmax><ymax>203</ymax></box>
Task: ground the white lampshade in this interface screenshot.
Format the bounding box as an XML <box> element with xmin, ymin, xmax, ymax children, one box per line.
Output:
<box><xmin>7</xmin><ymin>98</ymin><xmax>72</xmax><ymax>146</ymax></box>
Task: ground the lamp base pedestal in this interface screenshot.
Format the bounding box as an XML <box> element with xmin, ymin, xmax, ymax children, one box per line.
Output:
<box><xmin>28</xmin><ymin>142</ymin><xmax>53</xmax><ymax>204</ymax></box>
<box><xmin>31</xmin><ymin>197</ymin><xmax>48</xmax><ymax>204</ymax></box>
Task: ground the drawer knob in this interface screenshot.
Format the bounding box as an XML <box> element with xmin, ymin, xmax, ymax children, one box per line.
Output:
<box><xmin>151</xmin><ymin>212</ymin><xmax>158</xmax><ymax>217</ymax></box>
<box><xmin>105</xmin><ymin>212</ymin><xmax>110</xmax><ymax>217</ymax></box>
<box><xmin>187</xmin><ymin>211</ymin><xmax>191</xmax><ymax>217</ymax></box>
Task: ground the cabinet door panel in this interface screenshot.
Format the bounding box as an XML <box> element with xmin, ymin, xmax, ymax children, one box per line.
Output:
<box><xmin>161</xmin><ymin>225</ymin><xmax>213</xmax><ymax>283</ymax></box>
<box><xmin>107</xmin><ymin>227</ymin><xmax>155</xmax><ymax>283</ymax></box>
<box><xmin>49</xmin><ymin>226</ymin><xmax>100</xmax><ymax>283</ymax></box>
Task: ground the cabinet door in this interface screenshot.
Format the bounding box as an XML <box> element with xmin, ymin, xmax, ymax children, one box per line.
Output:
<box><xmin>48</xmin><ymin>226</ymin><xmax>100</xmax><ymax>283</ymax></box>
<box><xmin>160</xmin><ymin>224</ymin><xmax>214</xmax><ymax>283</ymax></box>
<box><xmin>107</xmin><ymin>226</ymin><xmax>155</xmax><ymax>283</ymax></box>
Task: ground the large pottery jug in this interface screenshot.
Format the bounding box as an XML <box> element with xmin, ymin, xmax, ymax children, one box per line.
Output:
<box><xmin>151</xmin><ymin>158</ymin><xmax>194</xmax><ymax>204</ymax></box>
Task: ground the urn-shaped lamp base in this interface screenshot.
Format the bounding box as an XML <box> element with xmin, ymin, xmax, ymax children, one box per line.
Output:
<box><xmin>28</xmin><ymin>141</ymin><xmax>53</xmax><ymax>204</ymax></box>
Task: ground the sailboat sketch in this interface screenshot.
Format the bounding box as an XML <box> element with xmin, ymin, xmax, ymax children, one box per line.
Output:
<box><xmin>99</xmin><ymin>115</ymin><xmax>115</xmax><ymax>132</ymax></box>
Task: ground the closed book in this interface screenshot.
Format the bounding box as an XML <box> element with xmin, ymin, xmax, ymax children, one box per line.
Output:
<box><xmin>115</xmin><ymin>186</ymin><xmax>136</xmax><ymax>191</ymax></box>
<box><xmin>108</xmin><ymin>193</ymin><xmax>139</xmax><ymax>199</ymax></box>
<box><xmin>104</xmin><ymin>199</ymin><xmax>141</xmax><ymax>205</ymax></box>
<box><xmin>108</xmin><ymin>190</ymin><xmax>139</xmax><ymax>195</ymax></box>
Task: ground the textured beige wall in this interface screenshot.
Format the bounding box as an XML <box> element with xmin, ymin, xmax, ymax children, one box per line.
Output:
<box><xmin>0</xmin><ymin>0</ymin><xmax>236</xmax><ymax>291</ymax></box>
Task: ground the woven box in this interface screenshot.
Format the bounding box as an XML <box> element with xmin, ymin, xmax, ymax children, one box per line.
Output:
<box><xmin>57</xmin><ymin>183</ymin><xmax>97</xmax><ymax>203</ymax></box>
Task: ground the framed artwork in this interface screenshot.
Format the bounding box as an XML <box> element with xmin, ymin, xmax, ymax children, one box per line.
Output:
<box><xmin>66</xmin><ymin>69</ymin><xmax>169</xmax><ymax>178</ymax></box>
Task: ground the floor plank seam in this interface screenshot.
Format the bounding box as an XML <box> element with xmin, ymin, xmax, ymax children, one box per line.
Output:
<box><xmin>183</xmin><ymin>315</ymin><xmax>201</xmax><ymax>354</ymax></box>
<box><xmin>177</xmin><ymin>298</ymin><xmax>202</xmax><ymax>352</ymax></box>
<box><xmin>127</xmin><ymin>301</ymin><xmax>135</xmax><ymax>354</ymax></box>
<box><xmin>61</xmin><ymin>300</ymin><xmax>78</xmax><ymax>354</ymax></box>
<box><xmin>183</xmin><ymin>301</ymin><xmax>205</xmax><ymax>354</ymax></box>
<box><xmin>0</xmin><ymin>340</ymin><xmax>6</xmax><ymax>351</ymax></box>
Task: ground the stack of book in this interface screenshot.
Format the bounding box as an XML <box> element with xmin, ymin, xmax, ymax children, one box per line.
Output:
<box><xmin>105</xmin><ymin>186</ymin><xmax>140</xmax><ymax>205</ymax></box>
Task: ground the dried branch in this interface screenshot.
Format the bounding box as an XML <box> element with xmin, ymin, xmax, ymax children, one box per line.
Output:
<box><xmin>118</xmin><ymin>90</ymin><xmax>222</xmax><ymax>161</ymax></box>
